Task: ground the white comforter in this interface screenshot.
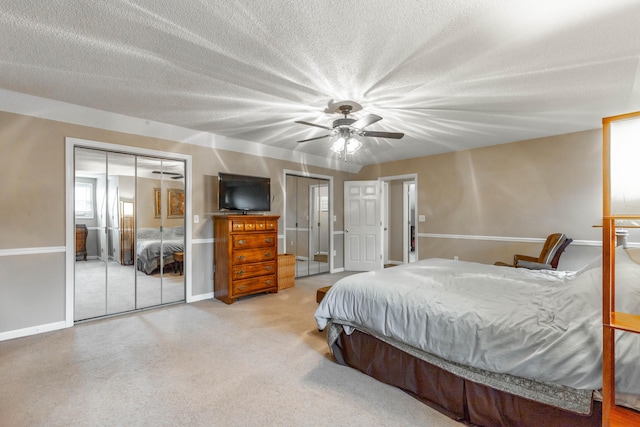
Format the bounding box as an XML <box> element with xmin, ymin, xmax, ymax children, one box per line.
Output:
<box><xmin>315</xmin><ymin>247</ymin><xmax>640</xmax><ymax>395</ymax></box>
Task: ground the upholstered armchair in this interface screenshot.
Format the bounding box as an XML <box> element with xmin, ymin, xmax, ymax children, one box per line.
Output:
<box><xmin>495</xmin><ymin>233</ymin><xmax>572</xmax><ymax>270</ymax></box>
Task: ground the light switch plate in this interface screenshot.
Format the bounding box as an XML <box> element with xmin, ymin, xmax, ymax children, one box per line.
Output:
<box><xmin>419</xmin><ymin>215</ymin><xmax>426</xmax><ymax>222</ymax></box>
<box><xmin>194</xmin><ymin>214</ymin><xmax>199</xmax><ymax>223</ymax></box>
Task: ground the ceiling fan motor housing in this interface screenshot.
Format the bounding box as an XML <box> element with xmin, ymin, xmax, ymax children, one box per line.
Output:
<box><xmin>333</xmin><ymin>118</ymin><xmax>356</xmax><ymax>129</ymax></box>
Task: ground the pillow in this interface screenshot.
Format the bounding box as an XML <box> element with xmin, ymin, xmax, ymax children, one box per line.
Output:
<box><xmin>624</xmin><ymin>247</ymin><xmax>640</xmax><ymax>265</ymax></box>
<box><xmin>579</xmin><ymin>246</ymin><xmax>640</xmax><ymax>272</ymax></box>
<box><xmin>575</xmin><ymin>253</ymin><xmax>602</xmax><ymax>274</ymax></box>
<box><xmin>613</xmin><ymin>246</ymin><xmax>640</xmax><ymax>314</ymax></box>
<box><xmin>137</xmin><ymin>228</ymin><xmax>160</xmax><ymax>239</ymax></box>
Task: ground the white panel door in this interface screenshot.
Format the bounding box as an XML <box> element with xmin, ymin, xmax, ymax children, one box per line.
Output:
<box><xmin>344</xmin><ymin>180</ymin><xmax>382</xmax><ymax>271</ymax></box>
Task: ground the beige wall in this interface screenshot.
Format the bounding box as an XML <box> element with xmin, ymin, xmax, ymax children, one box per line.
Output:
<box><xmin>0</xmin><ymin>107</ymin><xmax>607</xmax><ymax>337</ymax></box>
<box><xmin>357</xmin><ymin>129</ymin><xmax>603</xmax><ymax>268</ymax></box>
<box><xmin>0</xmin><ymin>110</ymin><xmax>356</xmax><ymax>336</ymax></box>
<box><xmin>0</xmin><ymin>110</ymin><xmax>354</xmax><ymax>246</ymax></box>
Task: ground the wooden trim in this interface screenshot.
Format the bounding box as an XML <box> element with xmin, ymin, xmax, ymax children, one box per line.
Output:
<box><xmin>601</xmin><ymin>111</ymin><xmax>640</xmax><ymax>426</ymax></box>
<box><xmin>611</xmin><ymin>312</ymin><xmax>640</xmax><ymax>333</ymax></box>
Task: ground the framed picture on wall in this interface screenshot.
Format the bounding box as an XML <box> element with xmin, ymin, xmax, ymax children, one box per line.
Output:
<box><xmin>167</xmin><ymin>188</ymin><xmax>185</xmax><ymax>218</ymax></box>
<box><xmin>154</xmin><ymin>188</ymin><xmax>161</xmax><ymax>218</ymax></box>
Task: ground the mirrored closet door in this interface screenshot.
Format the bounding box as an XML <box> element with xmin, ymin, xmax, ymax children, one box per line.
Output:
<box><xmin>136</xmin><ymin>156</ymin><xmax>186</xmax><ymax>308</ymax></box>
<box><xmin>285</xmin><ymin>174</ymin><xmax>330</xmax><ymax>277</ymax></box>
<box><xmin>74</xmin><ymin>148</ymin><xmax>185</xmax><ymax>321</ymax></box>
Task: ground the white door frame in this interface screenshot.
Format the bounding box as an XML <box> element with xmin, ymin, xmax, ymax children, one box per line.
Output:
<box><xmin>65</xmin><ymin>137</ymin><xmax>193</xmax><ymax>327</ymax></box>
<box><xmin>382</xmin><ymin>181</ymin><xmax>390</xmax><ymax>264</ymax></box>
<box><xmin>379</xmin><ymin>174</ymin><xmax>418</xmax><ymax>264</ymax></box>
<box><xmin>402</xmin><ymin>181</ymin><xmax>415</xmax><ymax>264</ymax></box>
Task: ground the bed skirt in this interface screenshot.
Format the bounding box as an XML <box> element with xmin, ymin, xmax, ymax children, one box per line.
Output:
<box><xmin>328</xmin><ymin>324</ymin><xmax>602</xmax><ymax>426</ymax></box>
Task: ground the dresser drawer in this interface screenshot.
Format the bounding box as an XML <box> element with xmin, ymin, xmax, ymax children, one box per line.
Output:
<box><xmin>232</xmin><ymin>219</ymin><xmax>260</xmax><ymax>231</ymax></box>
<box><xmin>231</xmin><ymin>220</ymin><xmax>246</xmax><ymax>232</ymax></box>
<box><xmin>231</xmin><ymin>275</ymin><xmax>276</xmax><ymax>296</ymax></box>
<box><xmin>232</xmin><ymin>261</ymin><xmax>276</xmax><ymax>280</ymax></box>
<box><xmin>232</xmin><ymin>233</ymin><xmax>276</xmax><ymax>249</ymax></box>
<box><xmin>231</xmin><ymin>219</ymin><xmax>277</xmax><ymax>231</ymax></box>
<box><xmin>232</xmin><ymin>247</ymin><xmax>277</xmax><ymax>265</ymax></box>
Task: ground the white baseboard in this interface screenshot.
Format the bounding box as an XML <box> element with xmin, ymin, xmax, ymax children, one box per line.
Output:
<box><xmin>1</xmin><ymin>295</ymin><xmax>214</xmax><ymax>341</ymax></box>
<box><xmin>187</xmin><ymin>292</ymin><xmax>213</xmax><ymax>303</ymax></box>
<box><xmin>0</xmin><ymin>320</ymin><xmax>68</xmax><ymax>342</ymax></box>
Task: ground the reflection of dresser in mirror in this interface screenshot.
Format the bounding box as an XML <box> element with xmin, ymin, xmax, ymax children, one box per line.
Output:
<box><xmin>75</xmin><ymin>224</ymin><xmax>88</xmax><ymax>261</ymax></box>
<box><xmin>119</xmin><ymin>208</ymin><xmax>135</xmax><ymax>266</ymax></box>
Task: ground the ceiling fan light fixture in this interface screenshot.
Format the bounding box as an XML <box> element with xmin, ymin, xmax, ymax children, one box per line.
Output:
<box><xmin>346</xmin><ymin>137</ymin><xmax>361</xmax><ymax>154</ymax></box>
<box><xmin>331</xmin><ymin>136</ymin><xmax>346</xmax><ymax>153</ymax></box>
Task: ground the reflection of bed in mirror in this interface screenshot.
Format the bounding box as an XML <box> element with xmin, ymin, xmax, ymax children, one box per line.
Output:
<box><xmin>136</xmin><ymin>227</ymin><xmax>185</xmax><ymax>274</ymax></box>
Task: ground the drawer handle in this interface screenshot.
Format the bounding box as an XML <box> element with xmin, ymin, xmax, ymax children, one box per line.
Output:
<box><xmin>238</xmin><ymin>239</ymin><xmax>245</xmax><ymax>245</ymax></box>
<box><xmin>264</xmin><ymin>252</ymin><xmax>272</xmax><ymax>257</ymax></box>
<box><xmin>237</xmin><ymin>255</ymin><xmax>245</xmax><ymax>261</ymax></box>
<box><xmin>237</xmin><ymin>285</ymin><xmax>246</xmax><ymax>291</ymax></box>
<box><xmin>265</xmin><ymin>266</ymin><xmax>272</xmax><ymax>271</ymax></box>
<box><xmin>265</xmin><ymin>280</ymin><xmax>273</xmax><ymax>285</ymax></box>
<box><xmin>237</xmin><ymin>270</ymin><xmax>245</xmax><ymax>276</ymax></box>
<box><xmin>265</xmin><ymin>238</ymin><xmax>273</xmax><ymax>243</ymax></box>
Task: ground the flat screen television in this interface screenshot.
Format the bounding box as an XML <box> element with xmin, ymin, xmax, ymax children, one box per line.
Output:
<box><xmin>218</xmin><ymin>172</ymin><xmax>271</xmax><ymax>213</ymax></box>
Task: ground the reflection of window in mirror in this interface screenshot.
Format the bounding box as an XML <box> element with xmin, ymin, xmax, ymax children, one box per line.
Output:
<box><xmin>122</xmin><ymin>202</ymin><xmax>134</xmax><ymax>217</ymax></box>
<box><xmin>75</xmin><ymin>182</ymin><xmax>94</xmax><ymax>219</ymax></box>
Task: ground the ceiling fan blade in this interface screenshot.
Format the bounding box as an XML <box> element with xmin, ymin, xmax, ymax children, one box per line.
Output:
<box><xmin>351</xmin><ymin>113</ymin><xmax>382</xmax><ymax>130</ymax></box>
<box><xmin>295</xmin><ymin>120</ymin><xmax>332</xmax><ymax>131</ymax></box>
<box><xmin>297</xmin><ymin>134</ymin><xmax>331</xmax><ymax>143</ymax></box>
<box><xmin>362</xmin><ymin>131</ymin><xmax>405</xmax><ymax>139</ymax></box>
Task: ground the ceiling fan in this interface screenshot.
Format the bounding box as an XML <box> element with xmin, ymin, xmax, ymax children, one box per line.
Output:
<box><xmin>152</xmin><ymin>171</ymin><xmax>184</xmax><ymax>179</ymax></box>
<box><xmin>295</xmin><ymin>101</ymin><xmax>404</xmax><ymax>158</ymax></box>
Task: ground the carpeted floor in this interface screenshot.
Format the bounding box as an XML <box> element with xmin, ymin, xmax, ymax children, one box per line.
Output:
<box><xmin>74</xmin><ymin>259</ymin><xmax>185</xmax><ymax>321</ymax></box>
<box><xmin>0</xmin><ymin>272</ymin><xmax>459</xmax><ymax>427</ymax></box>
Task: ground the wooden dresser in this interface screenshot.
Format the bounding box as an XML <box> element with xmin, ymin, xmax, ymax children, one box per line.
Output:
<box><xmin>213</xmin><ymin>214</ymin><xmax>279</xmax><ymax>304</ymax></box>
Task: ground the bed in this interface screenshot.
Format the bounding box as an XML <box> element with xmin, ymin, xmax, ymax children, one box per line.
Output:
<box><xmin>315</xmin><ymin>247</ymin><xmax>640</xmax><ymax>426</ymax></box>
<box><xmin>136</xmin><ymin>227</ymin><xmax>185</xmax><ymax>275</ymax></box>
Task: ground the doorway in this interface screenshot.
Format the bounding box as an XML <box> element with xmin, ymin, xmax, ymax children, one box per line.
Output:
<box><xmin>73</xmin><ymin>147</ymin><xmax>186</xmax><ymax>321</ymax></box>
<box><xmin>344</xmin><ymin>175</ymin><xmax>417</xmax><ymax>272</ymax></box>
<box><xmin>285</xmin><ymin>172</ymin><xmax>332</xmax><ymax>277</ymax></box>
<box><xmin>381</xmin><ymin>175</ymin><xmax>417</xmax><ymax>266</ymax></box>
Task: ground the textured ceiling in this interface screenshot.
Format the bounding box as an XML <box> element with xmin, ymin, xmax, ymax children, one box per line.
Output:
<box><xmin>2</xmin><ymin>0</ymin><xmax>640</xmax><ymax>169</ymax></box>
